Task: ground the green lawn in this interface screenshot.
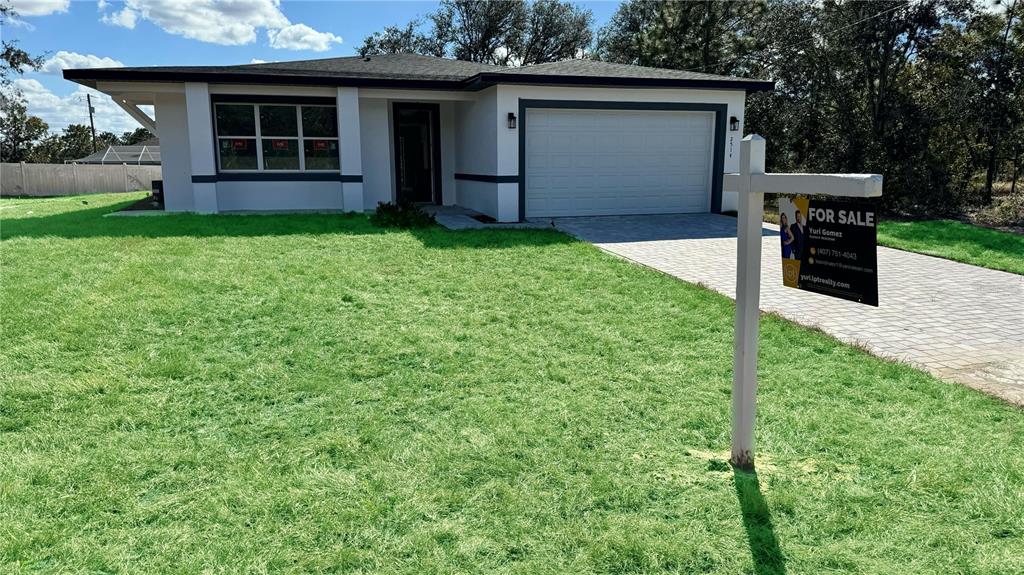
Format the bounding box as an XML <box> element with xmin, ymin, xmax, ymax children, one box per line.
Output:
<box><xmin>2</xmin><ymin>194</ymin><xmax>1022</xmax><ymax>574</ymax></box>
<box><xmin>877</xmin><ymin>220</ymin><xmax>1024</xmax><ymax>275</ymax></box>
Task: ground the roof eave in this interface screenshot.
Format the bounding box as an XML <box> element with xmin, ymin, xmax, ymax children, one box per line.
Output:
<box><xmin>63</xmin><ymin>68</ymin><xmax>775</xmax><ymax>93</ymax></box>
<box><xmin>63</xmin><ymin>68</ymin><xmax>468</xmax><ymax>90</ymax></box>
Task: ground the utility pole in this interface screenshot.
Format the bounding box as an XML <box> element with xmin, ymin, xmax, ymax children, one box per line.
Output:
<box><xmin>87</xmin><ymin>93</ymin><xmax>97</xmax><ymax>153</ymax></box>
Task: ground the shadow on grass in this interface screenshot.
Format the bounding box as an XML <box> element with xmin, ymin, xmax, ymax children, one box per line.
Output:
<box><xmin>734</xmin><ymin>467</ymin><xmax>787</xmax><ymax>575</ymax></box>
<box><xmin>0</xmin><ymin>199</ymin><xmax>576</xmax><ymax>250</ymax></box>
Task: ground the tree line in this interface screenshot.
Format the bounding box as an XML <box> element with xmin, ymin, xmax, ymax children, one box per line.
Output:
<box><xmin>1</xmin><ymin>99</ymin><xmax>154</xmax><ymax>164</ymax></box>
<box><xmin>1</xmin><ymin>1</ymin><xmax>1020</xmax><ymax>217</ymax></box>
<box><xmin>359</xmin><ymin>0</ymin><xmax>1022</xmax><ymax>217</ymax></box>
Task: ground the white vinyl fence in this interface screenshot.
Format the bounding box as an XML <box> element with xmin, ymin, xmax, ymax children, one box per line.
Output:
<box><xmin>0</xmin><ymin>162</ymin><xmax>162</xmax><ymax>197</ymax></box>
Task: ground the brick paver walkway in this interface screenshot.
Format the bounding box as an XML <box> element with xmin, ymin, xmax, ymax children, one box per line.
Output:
<box><xmin>553</xmin><ymin>214</ymin><xmax>1024</xmax><ymax>406</ymax></box>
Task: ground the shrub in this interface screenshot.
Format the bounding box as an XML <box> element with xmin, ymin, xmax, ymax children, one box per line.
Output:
<box><xmin>370</xmin><ymin>200</ymin><xmax>436</xmax><ymax>228</ymax></box>
<box><xmin>973</xmin><ymin>194</ymin><xmax>1024</xmax><ymax>229</ymax></box>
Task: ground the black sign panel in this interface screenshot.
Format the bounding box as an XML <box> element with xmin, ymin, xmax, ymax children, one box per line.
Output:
<box><xmin>778</xmin><ymin>196</ymin><xmax>878</xmax><ymax>306</ymax></box>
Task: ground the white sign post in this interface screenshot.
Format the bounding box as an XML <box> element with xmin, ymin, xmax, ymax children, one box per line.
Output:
<box><xmin>727</xmin><ymin>135</ymin><xmax>883</xmax><ymax>470</ymax></box>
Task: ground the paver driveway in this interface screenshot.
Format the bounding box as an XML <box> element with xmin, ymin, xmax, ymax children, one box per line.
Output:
<box><xmin>553</xmin><ymin>214</ymin><xmax>1024</xmax><ymax>406</ymax></box>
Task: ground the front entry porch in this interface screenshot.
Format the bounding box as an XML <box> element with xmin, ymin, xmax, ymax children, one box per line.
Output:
<box><xmin>424</xmin><ymin>205</ymin><xmax>550</xmax><ymax>230</ymax></box>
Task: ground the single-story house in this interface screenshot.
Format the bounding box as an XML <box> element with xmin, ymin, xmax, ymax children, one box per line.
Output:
<box><xmin>64</xmin><ymin>54</ymin><xmax>772</xmax><ymax>221</ymax></box>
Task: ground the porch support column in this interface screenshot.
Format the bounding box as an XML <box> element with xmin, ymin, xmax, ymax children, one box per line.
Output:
<box><xmin>495</xmin><ymin>87</ymin><xmax>519</xmax><ymax>222</ymax></box>
<box><xmin>337</xmin><ymin>87</ymin><xmax>364</xmax><ymax>212</ymax></box>
<box><xmin>440</xmin><ymin>101</ymin><xmax>456</xmax><ymax>205</ymax></box>
<box><xmin>185</xmin><ymin>82</ymin><xmax>218</xmax><ymax>213</ymax></box>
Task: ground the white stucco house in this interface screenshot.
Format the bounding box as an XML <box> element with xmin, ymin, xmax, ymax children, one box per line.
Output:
<box><xmin>64</xmin><ymin>54</ymin><xmax>773</xmax><ymax>221</ymax></box>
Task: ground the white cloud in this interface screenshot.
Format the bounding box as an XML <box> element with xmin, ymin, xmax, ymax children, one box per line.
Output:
<box><xmin>9</xmin><ymin>0</ymin><xmax>69</xmax><ymax>17</ymax></box>
<box><xmin>41</xmin><ymin>51</ymin><xmax>124</xmax><ymax>74</ymax></box>
<box><xmin>97</xmin><ymin>1</ymin><xmax>339</xmax><ymax>50</ymax></box>
<box><xmin>268</xmin><ymin>23</ymin><xmax>341</xmax><ymax>52</ymax></box>
<box><xmin>10</xmin><ymin>78</ymin><xmax>151</xmax><ymax>135</ymax></box>
<box><xmin>100</xmin><ymin>0</ymin><xmax>287</xmax><ymax>44</ymax></box>
<box><xmin>3</xmin><ymin>17</ymin><xmax>34</xmax><ymax>30</ymax></box>
<box><xmin>101</xmin><ymin>6</ymin><xmax>137</xmax><ymax>29</ymax></box>
<box><xmin>249</xmin><ymin>59</ymin><xmax>268</xmax><ymax>64</ymax></box>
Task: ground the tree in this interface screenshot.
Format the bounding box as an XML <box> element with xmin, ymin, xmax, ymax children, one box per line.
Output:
<box><xmin>973</xmin><ymin>0</ymin><xmax>1021</xmax><ymax>202</ymax></box>
<box><xmin>431</xmin><ymin>0</ymin><xmax>528</xmax><ymax>65</ymax></box>
<box><xmin>358</xmin><ymin>0</ymin><xmax>593</xmax><ymax>66</ymax></box>
<box><xmin>0</xmin><ymin>98</ymin><xmax>47</xmax><ymax>162</ymax></box>
<box><xmin>738</xmin><ymin>0</ymin><xmax>979</xmax><ymax>213</ymax></box>
<box><xmin>97</xmin><ymin>130</ymin><xmax>120</xmax><ymax>149</ymax></box>
<box><xmin>26</xmin><ymin>133</ymin><xmax>62</xmax><ymax>163</ymax></box>
<box><xmin>0</xmin><ymin>2</ymin><xmax>44</xmax><ymax>105</ymax></box>
<box><xmin>26</xmin><ymin>124</ymin><xmax>95</xmax><ymax>164</ymax></box>
<box><xmin>120</xmin><ymin>127</ymin><xmax>155</xmax><ymax>145</ymax></box>
<box><xmin>57</xmin><ymin>125</ymin><xmax>96</xmax><ymax>162</ymax></box>
<box><xmin>359</xmin><ymin>21</ymin><xmax>446</xmax><ymax>58</ymax></box>
<box><xmin>595</xmin><ymin>0</ymin><xmax>764</xmax><ymax>75</ymax></box>
<box><xmin>520</xmin><ymin>0</ymin><xmax>594</xmax><ymax>64</ymax></box>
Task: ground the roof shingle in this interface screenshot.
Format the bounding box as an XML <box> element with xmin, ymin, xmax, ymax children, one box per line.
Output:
<box><xmin>64</xmin><ymin>53</ymin><xmax>773</xmax><ymax>91</ymax></box>
<box><xmin>498</xmin><ymin>59</ymin><xmax>763</xmax><ymax>83</ymax></box>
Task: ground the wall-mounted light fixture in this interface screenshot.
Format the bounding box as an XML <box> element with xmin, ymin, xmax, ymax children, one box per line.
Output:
<box><xmin>507</xmin><ymin>112</ymin><xmax>517</xmax><ymax>129</ymax></box>
<box><xmin>729</xmin><ymin>116</ymin><xmax>740</xmax><ymax>132</ymax></box>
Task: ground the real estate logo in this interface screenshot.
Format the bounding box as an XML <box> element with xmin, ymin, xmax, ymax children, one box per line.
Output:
<box><xmin>778</xmin><ymin>195</ymin><xmax>879</xmax><ymax>306</ymax></box>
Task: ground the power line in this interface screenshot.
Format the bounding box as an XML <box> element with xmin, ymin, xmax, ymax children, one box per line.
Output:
<box><xmin>686</xmin><ymin>1</ymin><xmax>914</xmax><ymax>74</ymax></box>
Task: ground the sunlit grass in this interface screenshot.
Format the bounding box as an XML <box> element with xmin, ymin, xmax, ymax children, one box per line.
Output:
<box><xmin>2</xmin><ymin>194</ymin><xmax>1022</xmax><ymax>574</ymax></box>
<box><xmin>877</xmin><ymin>219</ymin><xmax>1023</xmax><ymax>275</ymax></box>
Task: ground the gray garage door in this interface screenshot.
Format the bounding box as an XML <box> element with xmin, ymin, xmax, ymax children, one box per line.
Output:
<box><xmin>524</xmin><ymin>108</ymin><xmax>714</xmax><ymax>218</ymax></box>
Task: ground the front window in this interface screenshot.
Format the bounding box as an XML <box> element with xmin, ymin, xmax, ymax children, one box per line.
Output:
<box><xmin>214</xmin><ymin>102</ymin><xmax>339</xmax><ymax>172</ymax></box>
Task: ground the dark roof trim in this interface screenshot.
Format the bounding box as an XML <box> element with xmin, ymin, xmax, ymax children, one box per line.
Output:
<box><xmin>63</xmin><ymin>68</ymin><xmax>468</xmax><ymax>90</ymax></box>
<box><xmin>210</xmin><ymin>94</ymin><xmax>336</xmax><ymax>105</ymax></box>
<box><xmin>65</xmin><ymin>67</ymin><xmax>774</xmax><ymax>93</ymax></box>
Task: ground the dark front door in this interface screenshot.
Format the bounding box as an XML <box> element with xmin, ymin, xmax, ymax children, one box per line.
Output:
<box><xmin>393</xmin><ymin>103</ymin><xmax>441</xmax><ymax>204</ymax></box>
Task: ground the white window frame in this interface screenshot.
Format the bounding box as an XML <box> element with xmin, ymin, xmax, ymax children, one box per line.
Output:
<box><xmin>214</xmin><ymin>102</ymin><xmax>339</xmax><ymax>173</ymax></box>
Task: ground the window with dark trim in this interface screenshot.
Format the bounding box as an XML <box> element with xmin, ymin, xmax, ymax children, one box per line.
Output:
<box><xmin>214</xmin><ymin>103</ymin><xmax>339</xmax><ymax>172</ymax></box>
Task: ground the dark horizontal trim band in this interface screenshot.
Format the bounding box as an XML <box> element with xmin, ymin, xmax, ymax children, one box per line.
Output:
<box><xmin>65</xmin><ymin>69</ymin><xmax>469</xmax><ymax>90</ymax></box>
<box><xmin>65</xmin><ymin>70</ymin><xmax>774</xmax><ymax>94</ymax></box>
<box><xmin>193</xmin><ymin>173</ymin><xmax>362</xmax><ymax>183</ymax></box>
<box><xmin>211</xmin><ymin>94</ymin><xmax>336</xmax><ymax>105</ymax></box>
<box><xmin>454</xmin><ymin>173</ymin><xmax>519</xmax><ymax>184</ymax></box>
<box><xmin>520</xmin><ymin>100</ymin><xmax>729</xmax><ymax>113</ymax></box>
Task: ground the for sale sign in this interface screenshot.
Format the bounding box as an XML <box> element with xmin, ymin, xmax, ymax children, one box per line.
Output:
<box><xmin>778</xmin><ymin>195</ymin><xmax>879</xmax><ymax>306</ymax></box>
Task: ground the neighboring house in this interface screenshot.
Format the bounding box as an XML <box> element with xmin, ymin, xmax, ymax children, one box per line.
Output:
<box><xmin>70</xmin><ymin>138</ymin><xmax>161</xmax><ymax>165</ymax></box>
<box><xmin>64</xmin><ymin>54</ymin><xmax>772</xmax><ymax>221</ymax></box>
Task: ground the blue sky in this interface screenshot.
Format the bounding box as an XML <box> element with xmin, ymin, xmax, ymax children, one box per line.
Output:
<box><xmin>4</xmin><ymin>0</ymin><xmax>622</xmax><ymax>134</ymax></box>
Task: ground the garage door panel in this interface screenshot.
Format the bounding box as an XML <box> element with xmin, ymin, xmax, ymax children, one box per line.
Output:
<box><xmin>525</xmin><ymin>108</ymin><xmax>713</xmax><ymax>218</ymax></box>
